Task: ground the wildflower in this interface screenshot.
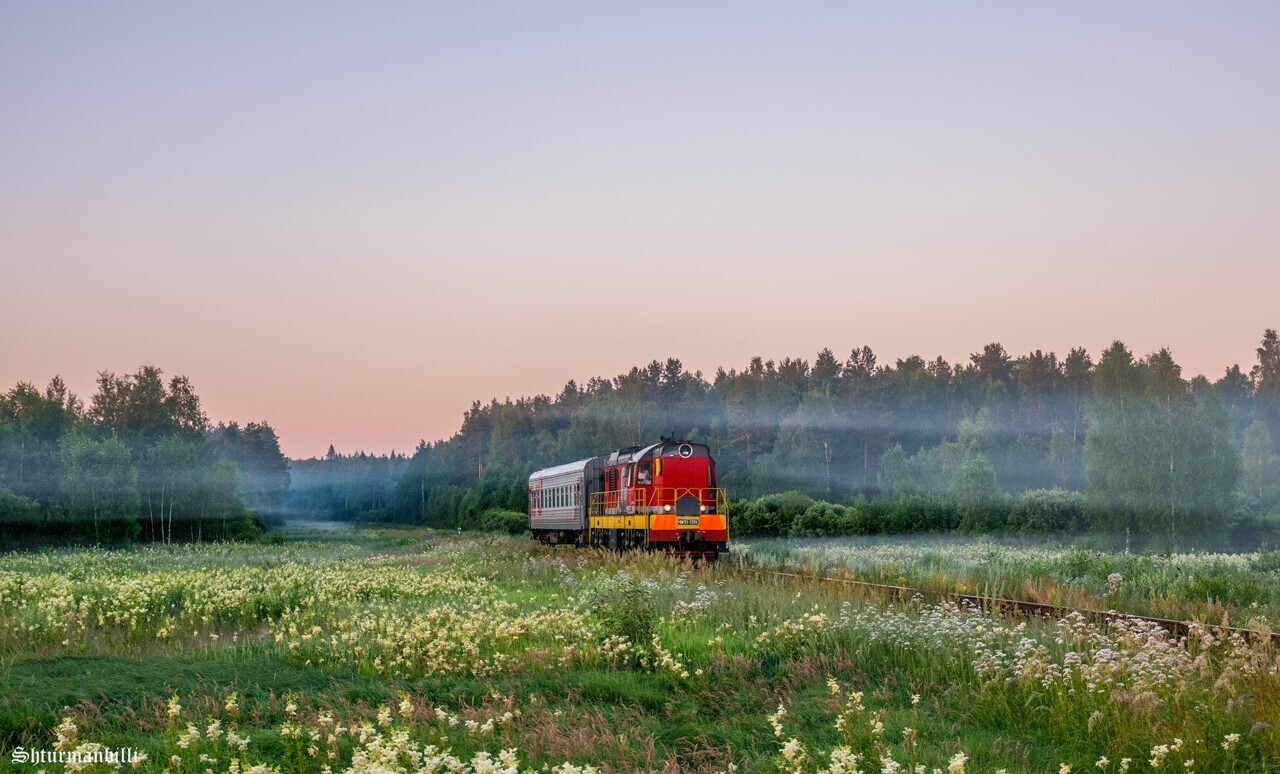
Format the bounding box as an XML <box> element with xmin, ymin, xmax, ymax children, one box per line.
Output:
<box><xmin>1149</xmin><ymin>744</ymin><xmax>1169</xmax><ymax>768</ymax></box>
<box><xmin>948</xmin><ymin>752</ymin><xmax>968</xmax><ymax>774</ymax></box>
<box><xmin>911</xmin><ymin>694</ymin><xmax>920</xmax><ymax>707</ymax></box>
<box><xmin>1060</xmin><ymin>765</ymin><xmax>1071</xmax><ymax>774</ymax></box>
<box><xmin>53</xmin><ymin>717</ymin><xmax>78</xmax><ymax>751</ymax></box>
<box><xmin>399</xmin><ymin>695</ymin><xmax>414</xmax><ymax>718</ymax></box>
<box><xmin>285</xmin><ymin>701</ymin><xmax>298</xmax><ymax>717</ymax></box>
<box><xmin>167</xmin><ymin>695</ymin><xmax>182</xmax><ymax>720</ymax></box>
<box><xmin>224</xmin><ymin>692</ymin><xmax>239</xmax><ymax>716</ymax></box>
<box><xmin>769</xmin><ymin>704</ymin><xmax>787</xmax><ymax>737</ymax></box>
<box><xmin>1222</xmin><ymin>733</ymin><xmax>1241</xmax><ymax>751</ymax></box>
<box><xmin>781</xmin><ymin>738</ymin><xmax>803</xmax><ymax>761</ymax></box>
<box><xmin>1096</xmin><ymin>758</ymin><xmax>1109</xmax><ymax>769</ymax></box>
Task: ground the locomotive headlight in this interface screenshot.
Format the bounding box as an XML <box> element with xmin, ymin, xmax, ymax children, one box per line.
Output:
<box><xmin>664</xmin><ymin>505</ymin><xmax>672</xmax><ymax>512</ymax></box>
<box><xmin>701</xmin><ymin>505</ymin><xmax>709</xmax><ymax>513</ymax></box>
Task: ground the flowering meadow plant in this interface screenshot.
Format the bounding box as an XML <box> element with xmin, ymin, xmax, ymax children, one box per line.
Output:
<box><xmin>739</xmin><ymin>536</ymin><xmax>1280</xmax><ymax>623</ymax></box>
<box><xmin>2</xmin><ymin>531</ymin><xmax>1276</xmax><ymax>771</ymax></box>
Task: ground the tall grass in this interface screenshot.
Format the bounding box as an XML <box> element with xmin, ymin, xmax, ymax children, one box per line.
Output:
<box><xmin>0</xmin><ymin>531</ymin><xmax>1276</xmax><ymax>771</ymax></box>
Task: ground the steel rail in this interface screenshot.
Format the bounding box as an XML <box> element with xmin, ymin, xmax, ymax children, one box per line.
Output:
<box><xmin>736</xmin><ymin>562</ymin><xmax>1280</xmax><ymax>645</ymax></box>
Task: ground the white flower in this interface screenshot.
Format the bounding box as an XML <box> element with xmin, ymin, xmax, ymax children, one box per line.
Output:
<box><xmin>781</xmin><ymin>738</ymin><xmax>803</xmax><ymax>761</ymax></box>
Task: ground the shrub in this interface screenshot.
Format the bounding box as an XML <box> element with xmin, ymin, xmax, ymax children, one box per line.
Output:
<box><xmin>789</xmin><ymin>502</ymin><xmax>848</xmax><ymax>537</ymax></box>
<box><xmin>0</xmin><ymin>487</ymin><xmax>41</xmax><ymax>525</ymax></box>
<box><xmin>1251</xmin><ymin>548</ymin><xmax>1280</xmax><ymax>573</ymax></box>
<box><xmin>589</xmin><ymin>577</ymin><xmax>657</xmax><ymax>646</ymax></box>
<box><xmin>728</xmin><ymin>499</ymin><xmax>770</xmax><ymax>536</ymax></box>
<box><xmin>1008</xmin><ymin>488</ymin><xmax>1088</xmax><ymax>532</ymax></box>
<box><xmin>229</xmin><ymin>514</ymin><xmax>267</xmax><ymax>542</ymax></box>
<box><xmin>883</xmin><ymin>492</ymin><xmax>960</xmax><ymax>533</ymax></box>
<box><xmin>729</xmin><ymin>492</ymin><xmax>815</xmax><ymax>536</ymax></box>
<box><xmin>477</xmin><ymin>508</ymin><xmax>528</xmax><ymax>536</ymax></box>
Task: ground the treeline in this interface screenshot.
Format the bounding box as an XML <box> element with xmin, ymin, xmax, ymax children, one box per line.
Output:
<box><xmin>731</xmin><ymin>487</ymin><xmax>1274</xmax><ymax>549</ymax></box>
<box><xmin>0</xmin><ymin>366</ymin><xmax>289</xmax><ymax>546</ymax></box>
<box><xmin>341</xmin><ymin>329</ymin><xmax>1280</xmax><ymax>548</ymax></box>
<box><xmin>285</xmin><ymin>445</ymin><xmax>410</xmax><ymax>521</ymax></box>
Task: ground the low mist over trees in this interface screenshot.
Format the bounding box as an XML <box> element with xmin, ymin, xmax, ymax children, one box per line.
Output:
<box><xmin>0</xmin><ymin>366</ymin><xmax>288</xmax><ymax>545</ymax></box>
<box><xmin>5</xmin><ymin>329</ymin><xmax>1279</xmax><ymax>549</ymax></box>
<box><xmin>361</xmin><ymin>329</ymin><xmax>1279</xmax><ymax>548</ymax></box>
<box><xmin>286</xmin><ymin>446</ymin><xmax>410</xmax><ymax>521</ymax></box>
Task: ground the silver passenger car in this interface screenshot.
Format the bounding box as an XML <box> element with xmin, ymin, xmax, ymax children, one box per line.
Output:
<box><xmin>528</xmin><ymin>456</ymin><xmax>604</xmax><ymax>534</ymax></box>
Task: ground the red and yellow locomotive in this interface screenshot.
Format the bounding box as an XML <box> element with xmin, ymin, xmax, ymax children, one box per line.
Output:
<box><xmin>528</xmin><ymin>439</ymin><xmax>728</xmax><ymax>560</ymax></box>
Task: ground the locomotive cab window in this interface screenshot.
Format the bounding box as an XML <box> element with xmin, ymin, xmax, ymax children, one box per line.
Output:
<box><xmin>637</xmin><ymin>462</ymin><xmax>652</xmax><ymax>485</ymax></box>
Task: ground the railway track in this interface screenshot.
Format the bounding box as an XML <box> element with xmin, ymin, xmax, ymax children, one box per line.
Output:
<box><xmin>737</xmin><ymin>561</ymin><xmax>1280</xmax><ymax>645</ymax></box>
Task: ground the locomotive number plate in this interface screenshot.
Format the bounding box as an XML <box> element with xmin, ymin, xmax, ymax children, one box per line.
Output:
<box><xmin>677</xmin><ymin>518</ymin><xmax>699</xmax><ymax>526</ymax></box>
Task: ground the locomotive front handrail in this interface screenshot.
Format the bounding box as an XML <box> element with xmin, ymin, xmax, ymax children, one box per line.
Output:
<box><xmin>589</xmin><ymin>487</ymin><xmax>727</xmax><ymax>517</ymax></box>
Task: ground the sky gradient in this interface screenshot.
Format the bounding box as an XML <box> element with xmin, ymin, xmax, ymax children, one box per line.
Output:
<box><xmin>2</xmin><ymin>2</ymin><xmax>1278</xmax><ymax>458</ymax></box>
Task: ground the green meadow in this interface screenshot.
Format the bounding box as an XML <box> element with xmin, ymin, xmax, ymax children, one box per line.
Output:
<box><xmin>1</xmin><ymin>530</ymin><xmax>1277</xmax><ymax>773</ymax></box>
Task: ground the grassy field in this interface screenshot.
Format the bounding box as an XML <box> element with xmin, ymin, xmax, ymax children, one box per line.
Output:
<box><xmin>1</xmin><ymin>530</ymin><xmax>1277</xmax><ymax>773</ymax></box>
<box><xmin>739</xmin><ymin>535</ymin><xmax>1280</xmax><ymax>623</ymax></box>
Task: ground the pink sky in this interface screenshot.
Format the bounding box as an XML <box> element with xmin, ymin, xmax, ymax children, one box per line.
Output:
<box><xmin>2</xmin><ymin>3</ymin><xmax>1277</xmax><ymax>458</ymax></box>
